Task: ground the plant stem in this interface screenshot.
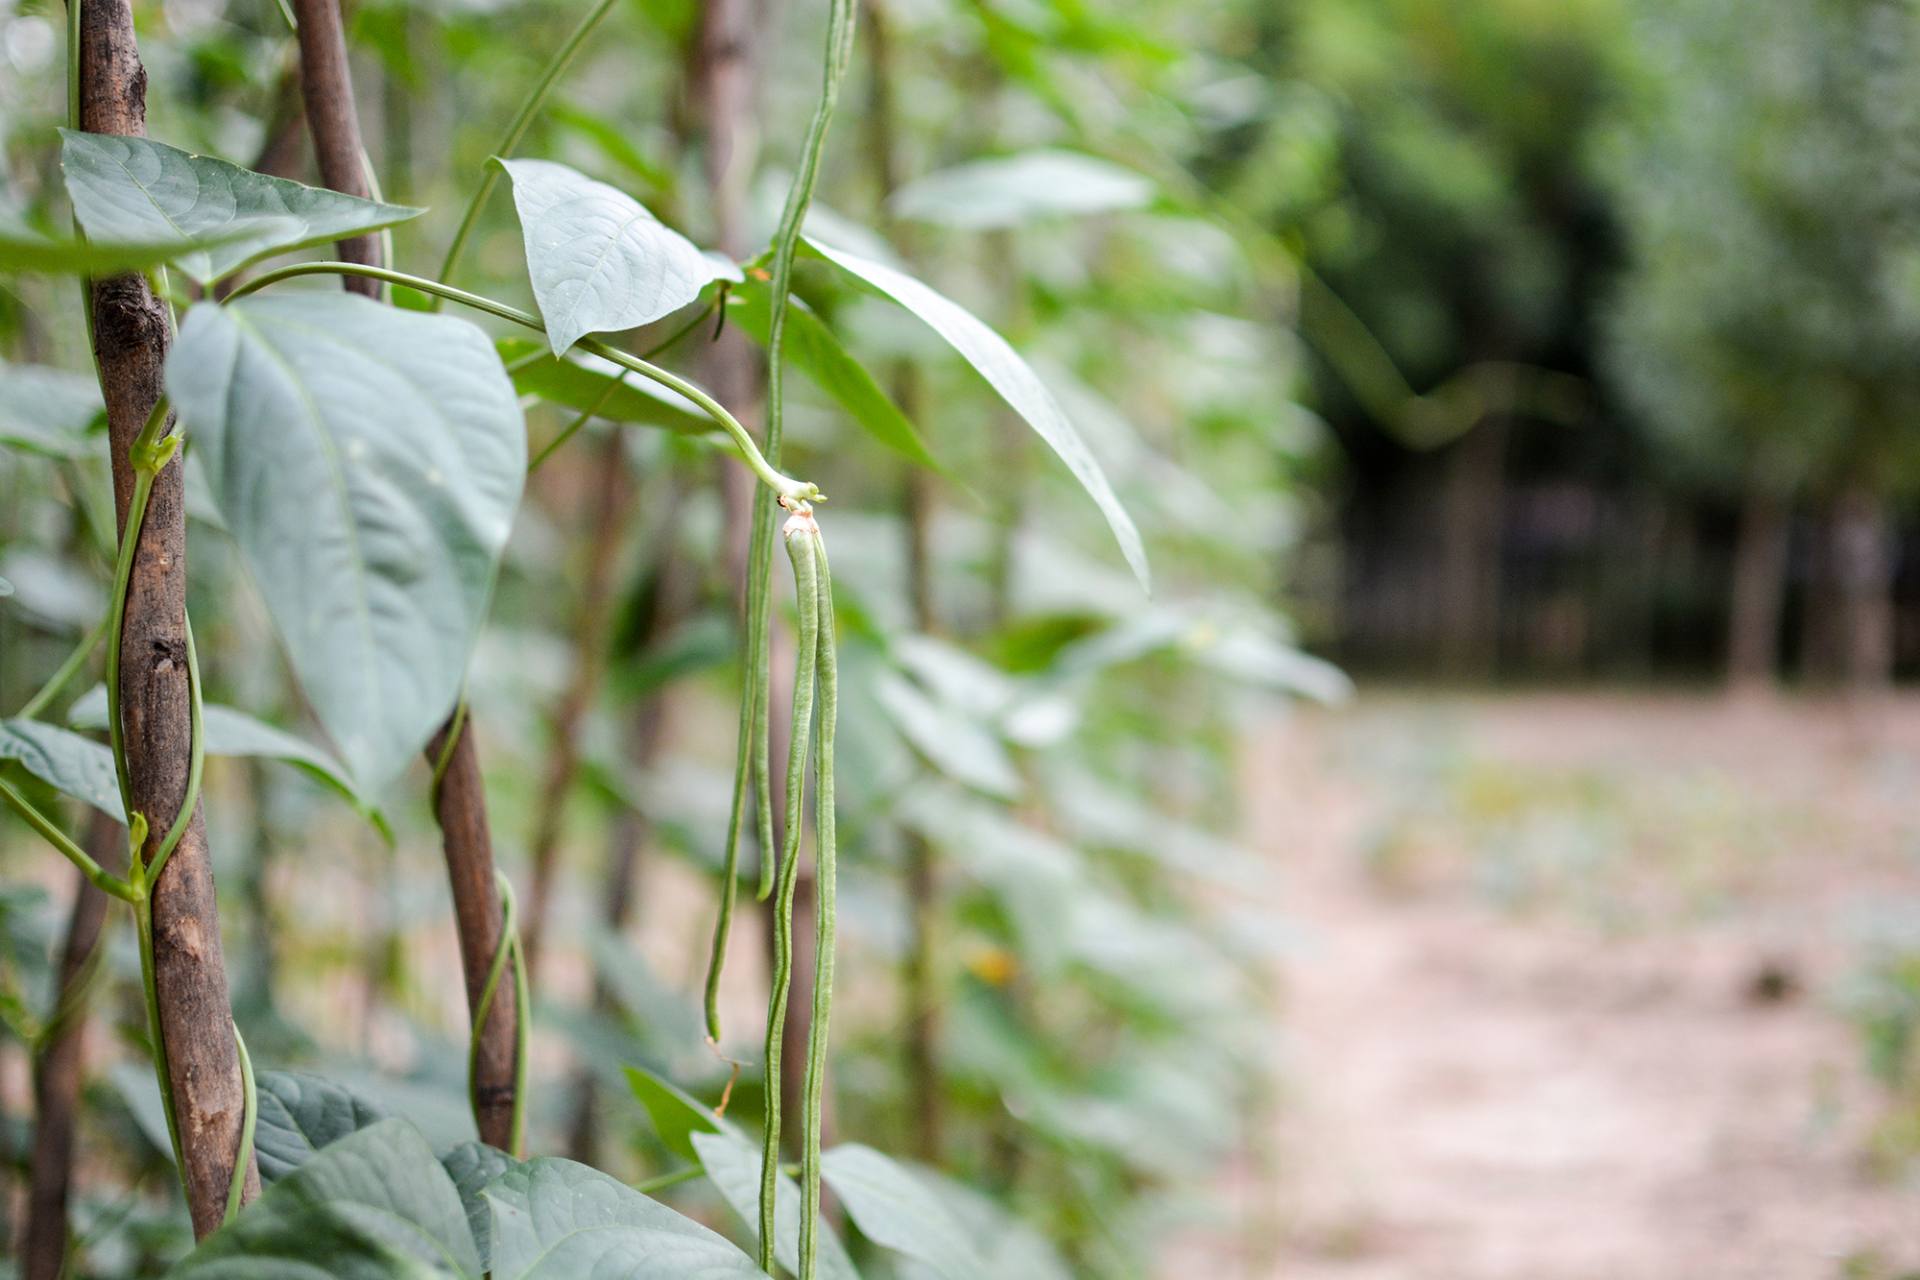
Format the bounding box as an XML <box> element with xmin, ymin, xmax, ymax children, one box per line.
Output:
<box><xmin>225</xmin><ymin>262</ymin><xmax>823</xmax><ymax>506</ymax></box>
<box><xmin>0</xmin><ymin>781</ymin><xmax>136</xmax><ymax>903</ymax></box>
<box><xmin>435</xmin><ymin>0</ymin><xmax>623</xmax><ymax>294</ymax></box>
<box><xmin>15</xmin><ymin>613</ymin><xmax>108</xmax><ymax>722</ymax></box>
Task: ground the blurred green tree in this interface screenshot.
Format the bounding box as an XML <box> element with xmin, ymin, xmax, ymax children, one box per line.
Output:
<box><xmin>1602</xmin><ymin>0</ymin><xmax>1920</xmax><ymax>688</ymax></box>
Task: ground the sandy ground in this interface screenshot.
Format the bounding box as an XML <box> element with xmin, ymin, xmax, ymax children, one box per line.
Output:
<box><xmin>1212</xmin><ymin>692</ymin><xmax>1920</xmax><ymax>1280</ymax></box>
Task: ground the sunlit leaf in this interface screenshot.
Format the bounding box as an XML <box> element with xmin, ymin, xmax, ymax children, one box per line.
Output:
<box><xmin>820</xmin><ymin>1144</ymin><xmax>985</xmax><ymax>1280</ymax></box>
<box><xmin>624</xmin><ymin>1064</ymin><xmax>724</xmax><ymax>1162</ymax></box>
<box><xmin>499</xmin><ymin>158</ymin><xmax>721</xmax><ymax>354</ymax></box>
<box><xmin>689</xmin><ymin>1130</ymin><xmax>862</xmax><ymax>1280</ymax></box>
<box><xmin>483</xmin><ymin>1158</ymin><xmax>760</xmax><ymax>1278</ymax></box>
<box><xmin>726</xmin><ymin>280</ymin><xmax>938</xmax><ymax>469</ymax></box>
<box><xmin>60</xmin><ymin>131</ymin><xmax>421</xmax><ymax>286</ymax></box>
<box><xmin>889</xmin><ymin>149</ymin><xmax>1154</xmax><ymax>230</ymax></box>
<box><xmin>168</xmin><ymin>293</ymin><xmax>525</xmax><ymax>792</ymax></box>
<box><xmin>807</xmin><ymin>238</ymin><xmax>1148</xmax><ymax>588</ymax></box>
<box><xmin>165</xmin><ymin>1118</ymin><xmax>482</xmax><ymax>1278</ymax></box>
<box><xmin>874</xmin><ymin>672</ymin><xmax>1021</xmax><ymax>799</ymax></box>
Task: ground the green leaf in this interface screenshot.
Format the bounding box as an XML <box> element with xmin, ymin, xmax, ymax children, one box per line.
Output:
<box><xmin>0</xmin><ymin>719</ymin><xmax>121</xmax><ymax>820</ymax></box>
<box><xmin>67</xmin><ymin>686</ymin><xmax>391</xmax><ymax>838</ymax></box>
<box><xmin>60</xmin><ymin>131</ymin><xmax>423</xmax><ymax>287</ymax></box>
<box><xmin>873</xmin><ymin>673</ymin><xmax>1021</xmax><ymax>799</ymax></box>
<box><xmin>896</xmin><ymin>1170</ymin><xmax>1070</xmax><ymax>1280</ymax></box>
<box><xmin>0</xmin><ymin>206</ymin><xmax>255</xmax><ymax>276</ymax></box>
<box><xmin>889</xmin><ymin>149</ymin><xmax>1154</xmax><ymax>230</ymax></box>
<box><xmin>251</xmin><ymin>1071</ymin><xmax>390</xmax><ymax>1183</ymax></box>
<box><xmin>498</xmin><ymin>338</ymin><xmax>711</xmax><ymax>433</ymax></box>
<box><xmin>819</xmin><ymin>1144</ymin><xmax>986</xmax><ymax>1280</ymax></box>
<box><xmin>499</xmin><ymin>158</ymin><xmax>720</xmax><ymax>355</ymax></box>
<box><xmin>166</xmin><ymin>1118</ymin><xmax>483</xmax><ymax>1278</ymax></box>
<box><xmin>483</xmin><ymin>1157</ymin><xmax>761</xmax><ymax>1278</ymax></box>
<box><xmin>689</xmin><ymin>1131</ymin><xmax>862</xmax><ymax>1280</ymax></box>
<box><xmin>167</xmin><ymin>293</ymin><xmax>525</xmax><ymax>793</ymax></box>
<box><xmin>806</xmin><ymin>239</ymin><xmax>1149</xmax><ymax>588</ymax></box>
<box><xmin>440</xmin><ymin>1141</ymin><xmax>518</xmax><ymax>1270</ymax></box>
<box><xmin>0</xmin><ymin>359</ymin><xmax>103</xmax><ymax>459</ymax></box>
<box><xmin>726</xmin><ymin>281</ymin><xmax>938</xmax><ymax>469</ymax></box>
<box><xmin>623</xmin><ymin>1064</ymin><xmax>724</xmax><ymax>1162</ymax></box>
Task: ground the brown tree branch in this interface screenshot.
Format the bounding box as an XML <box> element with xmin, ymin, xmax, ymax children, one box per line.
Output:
<box><xmin>22</xmin><ymin>814</ymin><xmax>119</xmax><ymax>1280</ymax></box>
<box><xmin>288</xmin><ymin>0</ymin><xmax>520</xmax><ymax>1149</ymax></box>
<box><xmin>75</xmin><ymin>0</ymin><xmax>259</xmax><ymax>1234</ymax></box>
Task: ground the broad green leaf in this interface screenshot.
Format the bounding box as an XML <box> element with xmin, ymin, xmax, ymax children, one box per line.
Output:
<box><xmin>483</xmin><ymin>1157</ymin><xmax>760</xmax><ymax>1279</ymax></box>
<box><xmin>0</xmin><ymin>206</ymin><xmax>256</xmax><ymax>276</ymax></box>
<box><xmin>440</xmin><ymin>1141</ymin><xmax>518</xmax><ymax>1269</ymax></box>
<box><xmin>68</xmin><ymin>685</ymin><xmax>391</xmax><ymax>837</ymax></box>
<box><xmin>624</xmin><ymin>1064</ymin><xmax>724</xmax><ymax>1162</ymax></box>
<box><xmin>806</xmin><ymin>239</ymin><xmax>1148</xmax><ymax>588</ymax></box>
<box><xmin>0</xmin><ymin>718</ymin><xmax>120</xmax><ymax>820</ymax></box>
<box><xmin>166</xmin><ymin>1118</ymin><xmax>482</xmax><ymax>1278</ymax></box>
<box><xmin>499</xmin><ymin>158</ymin><xmax>720</xmax><ymax>355</ymax></box>
<box><xmin>726</xmin><ymin>281</ymin><xmax>938</xmax><ymax>469</ymax></box>
<box><xmin>251</xmin><ymin>1071</ymin><xmax>390</xmax><ymax>1183</ymax></box>
<box><xmin>874</xmin><ymin>673</ymin><xmax>1021</xmax><ymax>799</ymax></box>
<box><xmin>0</xmin><ymin>359</ymin><xmax>103</xmax><ymax>458</ymax></box>
<box><xmin>889</xmin><ymin>149</ymin><xmax>1154</xmax><ymax>230</ymax></box>
<box><xmin>168</xmin><ymin>293</ymin><xmax>525</xmax><ymax>793</ymax></box>
<box><xmin>689</xmin><ymin>1131</ymin><xmax>861</xmax><ymax>1280</ymax></box>
<box><xmin>896</xmin><ymin>1170</ymin><xmax>1070</xmax><ymax>1280</ymax></box>
<box><xmin>60</xmin><ymin>131</ymin><xmax>423</xmax><ymax>286</ymax></box>
<box><xmin>498</xmin><ymin>338</ymin><xmax>711</xmax><ymax>432</ymax></box>
<box><xmin>819</xmin><ymin>1144</ymin><xmax>985</xmax><ymax>1280</ymax></box>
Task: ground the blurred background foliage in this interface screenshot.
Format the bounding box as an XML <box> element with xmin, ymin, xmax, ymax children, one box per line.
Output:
<box><xmin>4</xmin><ymin>0</ymin><xmax>1920</xmax><ymax>1273</ymax></box>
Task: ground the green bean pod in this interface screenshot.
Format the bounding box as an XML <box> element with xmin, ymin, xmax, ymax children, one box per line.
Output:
<box><xmin>758</xmin><ymin>510</ymin><xmax>822</xmax><ymax>1269</ymax></box>
<box><xmin>796</xmin><ymin>523</ymin><xmax>837</xmax><ymax>1280</ymax></box>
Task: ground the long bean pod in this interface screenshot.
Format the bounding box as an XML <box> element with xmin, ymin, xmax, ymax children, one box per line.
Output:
<box><xmin>796</xmin><ymin>523</ymin><xmax>837</xmax><ymax>1280</ymax></box>
<box><xmin>758</xmin><ymin>511</ymin><xmax>822</xmax><ymax>1269</ymax></box>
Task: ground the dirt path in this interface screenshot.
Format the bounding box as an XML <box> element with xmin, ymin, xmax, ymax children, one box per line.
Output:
<box><xmin>1236</xmin><ymin>694</ymin><xmax>1920</xmax><ymax>1280</ymax></box>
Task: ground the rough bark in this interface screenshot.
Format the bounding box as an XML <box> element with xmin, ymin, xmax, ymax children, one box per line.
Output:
<box><xmin>76</xmin><ymin>0</ymin><xmax>259</xmax><ymax>1235</ymax></box>
<box><xmin>291</xmin><ymin>0</ymin><xmax>381</xmax><ymax>283</ymax></box>
<box><xmin>290</xmin><ymin>0</ymin><xmax>517</xmax><ymax>1147</ymax></box>
<box><xmin>1727</xmin><ymin>480</ymin><xmax>1789</xmax><ymax>693</ymax></box>
<box><xmin>22</xmin><ymin>815</ymin><xmax>119</xmax><ymax>1280</ymax></box>
<box><xmin>426</xmin><ymin>720</ymin><xmax>518</xmax><ymax>1147</ymax></box>
<box><xmin>525</xmin><ymin>432</ymin><xmax>631</xmax><ymax>981</ymax></box>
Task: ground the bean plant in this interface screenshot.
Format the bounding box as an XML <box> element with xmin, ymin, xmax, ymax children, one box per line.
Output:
<box><xmin>0</xmin><ymin>0</ymin><xmax>1334</xmax><ymax>1272</ymax></box>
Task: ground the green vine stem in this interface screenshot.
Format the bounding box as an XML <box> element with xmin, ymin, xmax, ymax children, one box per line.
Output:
<box><xmin>796</xmin><ymin>520</ymin><xmax>837</xmax><ymax>1280</ymax></box>
<box><xmin>435</xmin><ymin>0</ymin><xmax>622</xmax><ymax>294</ymax></box>
<box><xmin>15</xmin><ymin>613</ymin><xmax>109</xmax><ymax>722</ymax></box>
<box><xmin>0</xmin><ymin>781</ymin><xmax>138</xmax><ymax>903</ymax></box>
<box><xmin>757</xmin><ymin>509</ymin><xmax>823</xmax><ymax>1270</ymax></box>
<box><xmin>224</xmin><ymin>1025</ymin><xmax>256</xmax><ymax>1223</ymax></box>
<box><xmin>710</xmin><ymin>0</ymin><xmax>858</xmax><ymax>1056</ymax></box>
<box><xmin>223</xmin><ymin>263</ymin><xmax>822</xmax><ymax>508</ymax></box>
<box><xmin>470</xmin><ymin>869</ymin><xmax>532</xmax><ymax>1154</ymax></box>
